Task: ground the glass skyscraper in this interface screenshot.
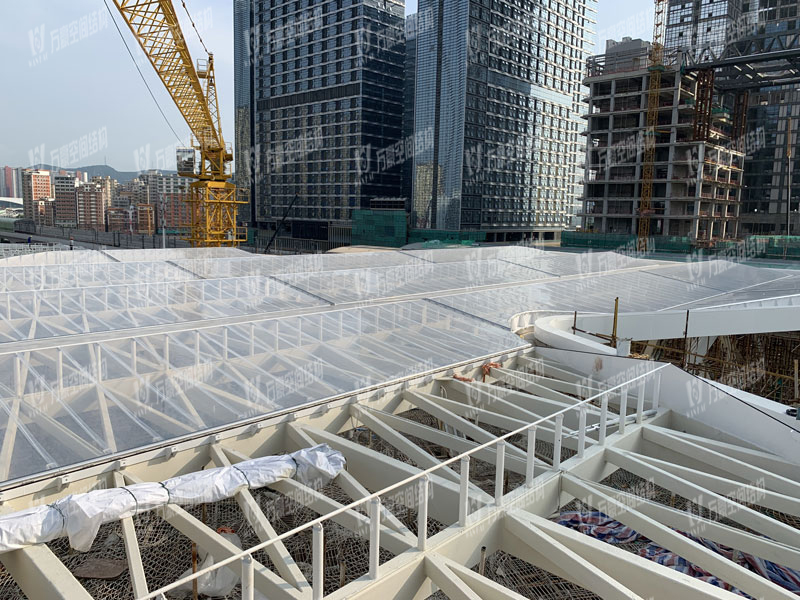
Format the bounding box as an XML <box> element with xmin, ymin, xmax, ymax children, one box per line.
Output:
<box><xmin>233</xmin><ymin>0</ymin><xmax>253</xmax><ymax>225</ymax></box>
<box><xmin>411</xmin><ymin>0</ymin><xmax>596</xmax><ymax>242</ymax></box>
<box><xmin>235</xmin><ymin>0</ymin><xmax>405</xmax><ymax>250</ymax></box>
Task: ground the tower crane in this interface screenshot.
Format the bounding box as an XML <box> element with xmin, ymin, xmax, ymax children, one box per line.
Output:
<box><xmin>111</xmin><ymin>0</ymin><xmax>245</xmax><ymax>247</ymax></box>
<box><xmin>638</xmin><ymin>0</ymin><xmax>669</xmax><ymax>252</ymax></box>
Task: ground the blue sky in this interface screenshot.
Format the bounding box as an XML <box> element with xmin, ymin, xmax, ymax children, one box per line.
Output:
<box><xmin>0</xmin><ymin>0</ymin><xmax>651</xmax><ymax>171</ymax></box>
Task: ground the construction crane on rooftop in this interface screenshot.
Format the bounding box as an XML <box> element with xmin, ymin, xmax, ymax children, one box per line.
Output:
<box><xmin>638</xmin><ymin>0</ymin><xmax>669</xmax><ymax>252</ymax></box>
<box><xmin>111</xmin><ymin>0</ymin><xmax>245</xmax><ymax>247</ymax></box>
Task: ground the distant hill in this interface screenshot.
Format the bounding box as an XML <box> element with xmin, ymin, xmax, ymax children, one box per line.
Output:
<box><xmin>27</xmin><ymin>164</ymin><xmax>176</xmax><ymax>184</ymax></box>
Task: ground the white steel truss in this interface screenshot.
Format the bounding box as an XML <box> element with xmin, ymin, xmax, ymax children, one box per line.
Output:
<box><xmin>0</xmin><ymin>348</ymin><xmax>797</xmax><ymax>600</ymax></box>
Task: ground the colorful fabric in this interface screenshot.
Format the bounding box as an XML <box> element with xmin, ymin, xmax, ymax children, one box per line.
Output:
<box><xmin>556</xmin><ymin>511</ymin><xmax>800</xmax><ymax>596</ymax></box>
<box><xmin>556</xmin><ymin>511</ymin><xmax>642</xmax><ymax>545</ymax></box>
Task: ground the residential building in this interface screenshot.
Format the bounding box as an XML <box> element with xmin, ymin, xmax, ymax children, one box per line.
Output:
<box><xmin>411</xmin><ymin>0</ymin><xmax>595</xmax><ymax>243</ymax></box>
<box><xmin>238</xmin><ymin>0</ymin><xmax>406</xmax><ymax>250</ymax></box>
<box><xmin>76</xmin><ymin>180</ymin><xmax>109</xmax><ymax>231</ymax></box>
<box><xmin>139</xmin><ymin>170</ymin><xmax>190</xmax><ymax>231</ymax></box>
<box><xmin>1</xmin><ymin>167</ymin><xmax>22</xmax><ymax>198</ymax></box>
<box><xmin>114</xmin><ymin>177</ymin><xmax>147</xmax><ymax>210</ymax></box>
<box><xmin>579</xmin><ymin>42</ymin><xmax>744</xmax><ymax>241</ymax></box>
<box><xmin>53</xmin><ymin>173</ymin><xmax>79</xmax><ymax>226</ymax></box>
<box><xmin>30</xmin><ymin>198</ymin><xmax>56</xmax><ymax>226</ymax></box>
<box><xmin>21</xmin><ymin>169</ymin><xmax>52</xmax><ymax>224</ymax></box>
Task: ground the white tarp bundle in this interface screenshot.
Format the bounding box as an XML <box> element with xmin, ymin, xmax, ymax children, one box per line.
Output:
<box><xmin>0</xmin><ymin>444</ymin><xmax>345</xmax><ymax>553</ymax></box>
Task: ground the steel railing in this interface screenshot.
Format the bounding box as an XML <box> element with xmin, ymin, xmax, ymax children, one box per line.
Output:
<box><xmin>137</xmin><ymin>362</ymin><xmax>668</xmax><ymax>600</ymax></box>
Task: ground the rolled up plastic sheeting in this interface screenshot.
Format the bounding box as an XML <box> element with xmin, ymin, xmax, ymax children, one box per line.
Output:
<box><xmin>0</xmin><ymin>444</ymin><xmax>344</xmax><ymax>554</ymax></box>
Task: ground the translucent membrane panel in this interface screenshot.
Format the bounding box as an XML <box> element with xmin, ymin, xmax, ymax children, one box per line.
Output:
<box><xmin>644</xmin><ymin>261</ymin><xmax>791</xmax><ymax>292</ymax></box>
<box><xmin>275</xmin><ymin>259</ymin><xmax>550</xmax><ymax>304</ymax></box>
<box><xmin>104</xmin><ymin>247</ymin><xmax>251</xmax><ymax>262</ymax></box>
<box><xmin>0</xmin><ymin>277</ymin><xmax>328</xmax><ymax>343</ymax></box>
<box><xmin>493</xmin><ymin>248</ymin><xmax>660</xmax><ymax>276</ymax></box>
<box><xmin>404</xmin><ymin>247</ymin><xmax>519</xmax><ymax>263</ymax></box>
<box><xmin>436</xmin><ymin>269</ymin><xmax>729</xmax><ymax>326</ymax></box>
<box><xmin>685</xmin><ymin>291</ymin><xmax>800</xmax><ymax>310</ymax></box>
<box><xmin>0</xmin><ymin>301</ymin><xmax>525</xmax><ymax>483</ymax></box>
<box><xmin>0</xmin><ymin>249</ymin><xmax>113</xmax><ymax>267</ymax></box>
<box><xmin>0</xmin><ymin>261</ymin><xmax>194</xmax><ymax>292</ymax></box>
<box><xmin>173</xmin><ymin>250</ymin><xmax>424</xmax><ymax>279</ymax></box>
<box><xmin>683</xmin><ymin>273</ymin><xmax>800</xmax><ymax>309</ymax></box>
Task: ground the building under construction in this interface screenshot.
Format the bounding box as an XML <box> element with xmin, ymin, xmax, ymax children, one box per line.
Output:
<box><xmin>580</xmin><ymin>40</ymin><xmax>745</xmax><ymax>242</ymax></box>
<box><xmin>0</xmin><ymin>243</ymin><xmax>796</xmax><ymax>599</ymax></box>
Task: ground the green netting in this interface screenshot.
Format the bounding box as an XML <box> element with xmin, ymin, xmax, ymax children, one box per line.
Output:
<box><xmin>351</xmin><ymin>210</ymin><xmax>408</xmax><ymax>247</ymax></box>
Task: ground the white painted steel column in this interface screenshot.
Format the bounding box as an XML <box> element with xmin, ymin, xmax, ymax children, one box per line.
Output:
<box><xmin>553</xmin><ymin>414</ymin><xmax>564</xmax><ymax>470</ymax></box>
<box><xmin>637</xmin><ymin>379</ymin><xmax>646</xmax><ymax>424</ymax></box>
<box><xmin>459</xmin><ymin>456</ymin><xmax>470</xmax><ymax>526</ymax></box>
<box><xmin>577</xmin><ymin>406</ymin><xmax>587</xmax><ymax>458</ymax></box>
<box><xmin>599</xmin><ymin>393</ymin><xmax>609</xmax><ymax>445</ymax></box>
<box><xmin>417</xmin><ymin>476</ymin><xmax>429</xmax><ymax>551</ymax></box>
<box><xmin>652</xmin><ymin>371</ymin><xmax>662</xmax><ymax>411</ymax></box>
<box><xmin>369</xmin><ymin>497</ymin><xmax>381</xmax><ymax>579</ymax></box>
<box><xmin>241</xmin><ymin>555</ymin><xmax>254</xmax><ymax>600</ymax></box>
<box><xmin>619</xmin><ymin>388</ymin><xmax>628</xmax><ymax>435</ymax></box>
<box><xmin>312</xmin><ymin>523</ymin><xmax>324</xmax><ymax>600</ymax></box>
<box><xmin>495</xmin><ymin>441</ymin><xmax>506</xmax><ymax>506</ymax></box>
<box><xmin>526</xmin><ymin>427</ymin><xmax>537</xmax><ymax>485</ymax></box>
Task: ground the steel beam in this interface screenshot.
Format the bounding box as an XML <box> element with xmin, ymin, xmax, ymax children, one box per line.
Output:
<box><xmin>0</xmin><ymin>544</ymin><xmax>93</xmax><ymax>600</ymax></box>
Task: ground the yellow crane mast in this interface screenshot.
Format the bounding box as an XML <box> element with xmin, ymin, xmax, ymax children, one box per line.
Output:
<box><xmin>639</xmin><ymin>0</ymin><xmax>669</xmax><ymax>252</ymax></box>
<box><xmin>112</xmin><ymin>0</ymin><xmax>245</xmax><ymax>247</ymax></box>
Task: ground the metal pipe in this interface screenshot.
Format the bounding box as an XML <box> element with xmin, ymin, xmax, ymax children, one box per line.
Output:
<box><xmin>495</xmin><ymin>441</ymin><xmax>506</xmax><ymax>506</ymax></box>
<box><xmin>636</xmin><ymin>379</ymin><xmax>646</xmax><ymax>424</ymax></box>
<box><xmin>417</xmin><ymin>475</ymin><xmax>429</xmax><ymax>551</ymax></box>
<box><xmin>338</xmin><ymin>552</ymin><xmax>346</xmax><ymax>590</ymax></box>
<box><xmin>682</xmin><ymin>310</ymin><xmax>690</xmax><ymax>369</ymax></box>
<box><xmin>478</xmin><ymin>546</ymin><xmax>487</xmax><ymax>577</ymax></box>
<box><xmin>241</xmin><ymin>555</ymin><xmax>255</xmax><ymax>600</ymax></box>
<box><xmin>652</xmin><ymin>371</ymin><xmax>662</xmax><ymax>411</ymax></box>
<box><xmin>525</xmin><ymin>427</ymin><xmax>536</xmax><ymax>485</ymax></box>
<box><xmin>619</xmin><ymin>388</ymin><xmax>629</xmax><ymax>435</ymax></box>
<box><xmin>459</xmin><ymin>456</ymin><xmax>470</xmax><ymax>527</ymax></box>
<box><xmin>191</xmin><ymin>543</ymin><xmax>198</xmax><ymax>600</ymax></box>
<box><xmin>369</xmin><ymin>498</ymin><xmax>381</xmax><ymax>579</ymax></box>
<box><xmin>312</xmin><ymin>523</ymin><xmax>324</xmax><ymax>600</ymax></box>
<box><xmin>553</xmin><ymin>414</ymin><xmax>564</xmax><ymax>470</ymax></box>
<box><xmin>599</xmin><ymin>393</ymin><xmax>608</xmax><ymax>445</ymax></box>
<box><xmin>611</xmin><ymin>297</ymin><xmax>619</xmax><ymax>348</ymax></box>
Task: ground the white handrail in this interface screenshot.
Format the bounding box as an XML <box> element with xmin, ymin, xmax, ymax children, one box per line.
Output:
<box><xmin>138</xmin><ymin>363</ymin><xmax>669</xmax><ymax>600</ymax></box>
